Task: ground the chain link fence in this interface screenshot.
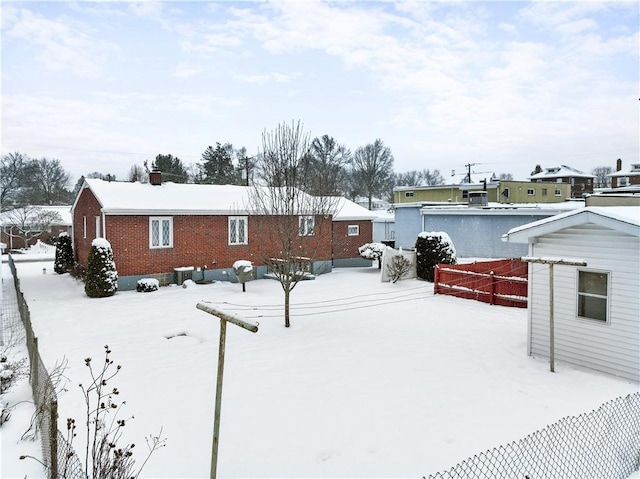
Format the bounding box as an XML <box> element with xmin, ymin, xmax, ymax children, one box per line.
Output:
<box><xmin>6</xmin><ymin>254</ymin><xmax>87</xmax><ymax>479</ymax></box>
<box><xmin>426</xmin><ymin>392</ymin><xmax>640</xmax><ymax>479</ymax></box>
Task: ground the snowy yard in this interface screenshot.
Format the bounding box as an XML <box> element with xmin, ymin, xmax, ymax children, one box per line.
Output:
<box><xmin>2</xmin><ymin>257</ymin><xmax>638</xmax><ymax>478</ymax></box>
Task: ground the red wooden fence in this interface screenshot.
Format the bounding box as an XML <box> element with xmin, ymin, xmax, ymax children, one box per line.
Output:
<box><xmin>434</xmin><ymin>258</ymin><xmax>528</xmax><ymax>308</ymax></box>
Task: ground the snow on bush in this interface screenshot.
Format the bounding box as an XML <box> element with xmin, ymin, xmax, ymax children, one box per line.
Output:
<box><xmin>84</xmin><ymin>238</ymin><xmax>118</xmax><ymax>298</ymax></box>
<box><xmin>136</xmin><ymin>278</ymin><xmax>159</xmax><ymax>293</ymax></box>
<box><xmin>415</xmin><ymin>231</ymin><xmax>457</xmax><ymax>282</ymax></box>
<box><xmin>54</xmin><ymin>232</ymin><xmax>74</xmax><ymax>274</ymax></box>
<box><xmin>358</xmin><ymin>242</ymin><xmax>387</xmax><ymax>269</ymax></box>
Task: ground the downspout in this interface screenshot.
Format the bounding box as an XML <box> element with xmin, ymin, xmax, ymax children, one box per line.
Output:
<box><xmin>102</xmin><ymin>211</ymin><xmax>106</xmax><ymax>241</ymax></box>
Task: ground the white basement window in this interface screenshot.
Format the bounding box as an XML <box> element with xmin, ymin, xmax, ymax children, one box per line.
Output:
<box><xmin>347</xmin><ymin>225</ymin><xmax>359</xmax><ymax>236</ymax></box>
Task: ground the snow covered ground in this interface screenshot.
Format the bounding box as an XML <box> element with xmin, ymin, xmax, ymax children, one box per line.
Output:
<box><xmin>2</xmin><ymin>255</ymin><xmax>638</xmax><ymax>478</ymax></box>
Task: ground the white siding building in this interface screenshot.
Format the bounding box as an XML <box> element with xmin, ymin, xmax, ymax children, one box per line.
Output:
<box><xmin>503</xmin><ymin>206</ymin><xmax>640</xmax><ymax>382</ymax></box>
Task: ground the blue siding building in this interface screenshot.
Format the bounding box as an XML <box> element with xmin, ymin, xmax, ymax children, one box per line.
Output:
<box><xmin>394</xmin><ymin>203</ymin><xmax>583</xmax><ymax>258</ymax></box>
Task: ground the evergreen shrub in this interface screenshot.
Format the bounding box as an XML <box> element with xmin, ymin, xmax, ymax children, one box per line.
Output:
<box><xmin>54</xmin><ymin>232</ymin><xmax>74</xmax><ymax>274</ymax></box>
<box><xmin>415</xmin><ymin>231</ymin><xmax>457</xmax><ymax>282</ymax></box>
<box><xmin>85</xmin><ymin>238</ymin><xmax>118</xmax><ymax>298</ymax></box>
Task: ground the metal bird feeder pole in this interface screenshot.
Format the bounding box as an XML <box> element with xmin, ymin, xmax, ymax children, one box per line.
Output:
<box><xmin>196</xmin><ymin>302</ymin><xmax>259</xmax><ymax>479</ymax></box>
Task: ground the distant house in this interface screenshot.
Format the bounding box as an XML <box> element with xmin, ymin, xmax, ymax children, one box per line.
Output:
<box><xmin>354</xmin><ymin>196</ymin><xmax>391</xmax><ymax>211</ymax></box>
<box><xmin>372</xmin><ymin>209</ymin><xmax>395</xmax><ymax>246</ymax></box>
<box><xmin>529</xmin><ymin>165</ymin><xmax>595</xmax><ymax>198</ymax></box>
<box><xmin>393</xmin><ymin>202</ymin><xmax>582</xmax><ymax>258</ymax></box>
<box><xmin>394</xmin><ymin>180</ymin><xmax>571</xmax><ymax>205</ymax></box>
<box><xmin>502</xmin><ymin>203</ymin><xmax>640</xmax><ymax>382</ymax></box>
<box><xmin>0</xmin><ymin>205</ymin><xmax>72</xmax><ymax>250</ymax></box>
<box><xmin>609</xmin><ymin>159</ymin><xmax>640</xmax><ymax>189</ymax></box>
<box><xmin>330</xmin><ymin>197</ymin><xmax>377</xmax><ymax>267</ymax></box>
<box><xmin>72</xmin><ymin>176</ymin><xmax>369</xmax><ymax>289</ymax></box>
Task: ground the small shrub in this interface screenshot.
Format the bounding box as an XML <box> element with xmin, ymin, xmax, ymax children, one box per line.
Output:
<box><xmin>358</xmin><ymin>242</ymin><xmax>387</xmax><ymax>269</ymax></box>
<box><xmin>54</xmin><ymin>232</ymin><xmax>74</xmax><ymax>274</ymax></box>
<box><xmin>69</xmin><ymin>262</ymin><xmax>86</xmax><ymax>281</ymax></box>
<box><xmin>85</xmin><ymin>238</ymin><xmax>118</xmax><ymax>298</ymax></box>
<box><xmin>415</xmin><ymin>231</ymin><xmax>457</xmax><ymax>282</ymax></box>
<box><xmin>136</xmin><ymin>278</ymin><xmax>159</xmax><ymax>293</ymax></box>
<box><xmin>386</xmin><ymin>254</ymin><xmax>413</xmax><ymax>283</ymax></box>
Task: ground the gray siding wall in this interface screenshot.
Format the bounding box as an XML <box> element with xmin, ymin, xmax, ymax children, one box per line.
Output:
<box><xmin>528</xmin><ymin>224</ymin><xmax>639</xmax><ymax>382</ymax></box>
<box><xmin>395</xmin><ymin>207</ymin><xmax>556</xmax><ymax>258</ymax></box>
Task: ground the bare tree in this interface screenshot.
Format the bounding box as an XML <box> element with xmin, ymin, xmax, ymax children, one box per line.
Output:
<box><xmin>23</xmin><ymin>158</ymin><xmax>72</xmax><ymax>205</ymax></box>
<box><xmin>1</xmin><ymin>206</ymin><xmax>63</xmax><ymax>248</ymax></box>
<box><xmin>421</xmin><ymin>169</ymin><xmax>445</xmax><ymax>186</ymax></box>
<box><xmin>592</xmin><ymin>166</ymin><xmax>613</xmax><ymax>188</ymax></box>
<box><xmin>127</xmin><ymin>164</ymin><xmax>147</xmax><ymax>183</ymax></box>
<box><xmin>351</xmin><ymin>139</ymin><xmax>394</xmax><ymax>210</ymax></box>
<box><xmin>248</xmin><ymin>121</ymin><xmax>339</xmax><ymax>328</ymax></box>
<box><xmin>1</xmin><ymin>152</ymin><xmax>29</xmax><ymax>207</ymax></box>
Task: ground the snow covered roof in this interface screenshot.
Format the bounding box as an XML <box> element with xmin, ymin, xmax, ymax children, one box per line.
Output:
<box><xmin>529</xmin><ymin>165</ymin><xmax>595</xmax><ymax>180</ymax></box>
<box><xmin>502</xmin><ymin>206</ymin><xmax>640</xmax><ymax>243</ymax></box>
<box><xmin>76</xmin><ymin>178</ymin><xmax>366</xmax><ymax>219</ymax></box>
<box><xmin>331</xmin><ymin>197</ymin><xmax>378</xmax><ymax>221</ymax></box>
<box><xmin>608</xmin><ymin>162</ymin><xmax>640</xmax><ymax>177</ymax></box>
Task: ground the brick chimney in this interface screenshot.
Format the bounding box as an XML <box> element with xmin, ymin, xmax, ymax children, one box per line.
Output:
<box><xmin>149</xmin><ymin>169</ymin><xmax>162</xmax><ymax>186</ymax></box>
<box><xmin>616</xmin><ymin>158</ymin><xmax>622</xmax><ymax>172</ymax></box>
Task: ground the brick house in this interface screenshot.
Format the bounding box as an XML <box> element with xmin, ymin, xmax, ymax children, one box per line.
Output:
<box><xmin>72</xmin><ymin>176</ymin><xmax>372</xmax><ymax>289</ymax></box>
<box><xmin>609</xmin><ymin>159</ymin><xmax>640</xmax><ymax>188</ymax></box>
<box><xmin>0</xmin><ymin>205</ymin><xmax>72</xmax><ymax>250</ymax></box>
<box><xmin>330</xmin><ymin>197</ymin><xmax>377</xmax><ymax>267</ymax></box>
<box><xmin>529</xmin><ymin>165</ymin><xmax>595</xmax><ymax>199</ymax></box>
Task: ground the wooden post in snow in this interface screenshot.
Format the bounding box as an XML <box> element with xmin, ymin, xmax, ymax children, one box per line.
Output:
<box><xmin>521</xmin><ymin>257</ymin><xmax>586</xmax><ymax>373</ymax></box>
<box><xmin>196</xmin><ymin>302</ymin><xmax>259</xmax><ymax>479</ymax></box>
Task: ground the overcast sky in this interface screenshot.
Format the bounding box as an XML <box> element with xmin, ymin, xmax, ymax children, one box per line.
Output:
<box><xmin>2</xmin><ymin>1</ymin><xmax>638</xmax><ymax>186</ymax></box>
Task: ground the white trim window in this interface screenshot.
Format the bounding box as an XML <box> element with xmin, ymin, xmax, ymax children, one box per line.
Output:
<box><xmin>150</xmin><ymin>217</ymin><xmax>173</xmax><ymax>248</ymax></box>
<box><xmin>95</xmin><ymin>216</ymin><xmax>101</xmax><ymax>238</ymax></box>
<box><xmin>405</xmin><ymin>191</ymin><xmax>414</xmax><ymax>198</ymax></box>
<box><xmin>229</xmin><ymin>216</ymin><xmax>248</xmax><ymax>245</ymax></box>
<box><xmin>527</xmin><ymin>188</ymin><xmax>535</xmax><ymax>196</ymax></box>
<box><xmin>554</xmin><ymin>188</ymin><xmax>562</xmax><ymax>196</ymax></box>
<box><xmin>347</xmin><ymin>225</ymin><xmax>359</xmax><ymax>236</ymax></box>
<box><xmin>299</xmin><ymin>215</ymin><xmax>315</xmax><ymax>236</ymax></box>
<box><xmin>577</xmin><ymin>270</ymin><xmax>609</xmax><ymax>322</ymax></box>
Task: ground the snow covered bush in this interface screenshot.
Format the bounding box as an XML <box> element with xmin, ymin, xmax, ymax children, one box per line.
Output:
<box><xmin>136</xmin><ymin>278</ymin><xmax>159</xmax><ymax>293</ymax></box>
<box><xmin>358</xmin><ymin>242</ymin><xmax>387</xmax><ymax>269</ymax></box>
<box><xmin>84</xmin><ymin>238</ymin><xmax>118</xmax><ymax>298</ymax></box>
<box><xmin>54</xmin><ymin>232</ymin><xmax>74</xmax><ymax>274</ymax></box>
<box><xmin>415</xmin><ymin>231</ymin><xmax>457</xmax><ymax>282</ymax></box>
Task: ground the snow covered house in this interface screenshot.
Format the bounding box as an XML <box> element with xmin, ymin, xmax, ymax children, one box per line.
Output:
<box><xmin>529</xmin><ymin>165</ymin><xmax>595</xmax><ymax>199</ymax></box>
<box><xmin>608</xmin><ymin>159</ymin><xmax>640</xmax><ymax>189</ymax></box>
<box><xmin>72</xmin><ymin>176</ymin><xmax>339</xmax><ymax>290</ymax></box>
<box><xmin>502</xmin><ymin>205</ymin><xmax>640</xmax><ymax>382</ymax></box>
<box><xmin>0</xmin><ymin>205</ymin><xmax>72</xmax><ymax>250</ymax></box>
<box><xmin>330</xmin><ymin>197</ymin><xmax>377</xmax><ymax>267</ymax></box>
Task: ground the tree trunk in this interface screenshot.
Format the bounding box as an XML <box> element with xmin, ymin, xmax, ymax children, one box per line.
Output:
<box><xmin>284</xmin><ymin>286</ymin><xmax>291</xmax><ymax>328</ymax></box>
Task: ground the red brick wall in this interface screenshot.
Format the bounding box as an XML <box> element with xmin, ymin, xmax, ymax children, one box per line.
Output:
<box><xmin>332</xmin><ymin>220</ymin><xmax>373</xmax><ymax>260</ymax></box>
<box><xmin>73</xmin><ymin>186</ymin><xmax>333</xmax><ymax>276</ymax></box>
<box><xmin>73</xmin><ymin>187</ymin><xmax>105</xmax><ymax>266</ymax></box>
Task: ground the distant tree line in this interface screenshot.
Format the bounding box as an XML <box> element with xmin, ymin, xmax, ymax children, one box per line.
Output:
<box><xmin>2</xmin><ymin>132</ymin><xmax>617</xmax><ymax>211</ymax></box>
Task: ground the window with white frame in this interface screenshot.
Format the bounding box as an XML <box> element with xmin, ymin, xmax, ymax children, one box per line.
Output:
<box><xmin>555</xmin><ymin>188</ymin><xmax>562</xmax><ymax>196</ymax></box>
<box><xmin>527</xmin><ymin>188</ymin><xmax>535</xmax><ymax>196</ymax></box>
<box><xmin>149</xmin><ymin>217</ymin><xmax>173</xmax><ymax>248</ymax></box>
<box><xmin>95</xmin><ymin>216</ymin><xmax>101</xmax><ymax>238</ymax></box>
<box><xmin>577</xmin><ymin>270</ymin><xmax>609</xmax><ymax>322</ymax></box>
<box><xmin>299</xmin><ymin>215</ymin><xmax>315</xmax><ymax>236</ymax></box>
<box><xmin>229</xmin><ymin>216</ymin><xmax>248</xmax><ymax>245</ymax></box>
<box><xmin>347</xmin><ymin>225</ymin><xmax>359</xmax><ymax>236</ymax></box>
<box><xmin>405</xmin><ymin>191</ymin><xmax>414</xmax><ymax>198</ymax></box>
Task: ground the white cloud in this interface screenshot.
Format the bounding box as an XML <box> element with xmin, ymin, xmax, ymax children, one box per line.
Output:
<box><xmin>3</xmin><ymin>7</ymin><xmax>118</xmax><ymax>78</ymax></box>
